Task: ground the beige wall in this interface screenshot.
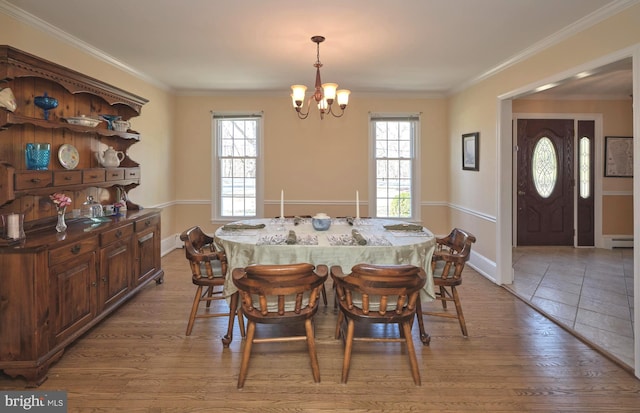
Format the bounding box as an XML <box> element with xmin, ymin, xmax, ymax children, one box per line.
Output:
<box><xmin>173</xmin><ymin>93</ymin><xmax>451</xmax><ymax>236</ymax></box>
<box><xmin>512</xmin><ymin>98</ymin><xmax>634</xmax><ymax>236</ymax></box>
<box><xmin>0</xmin><ymin>12</ymin><xmax>176</xmax><ymax>239</ymax></box>
<box><xmin>449</xmin><ymin>4</ymin><xmax>640</xmax><ymax>261</ymax></box>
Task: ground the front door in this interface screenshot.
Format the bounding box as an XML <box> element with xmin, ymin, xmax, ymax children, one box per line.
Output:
<box><xmin>517</xmin><ymin>119</ymin><xmax>574</xmax><ymax>245</ymax></box>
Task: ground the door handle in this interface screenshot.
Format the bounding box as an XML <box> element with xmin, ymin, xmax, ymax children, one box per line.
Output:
<box><xmin>517</xmin><ymin>190</ymin><xmax>526</xmax><ymax>196</ymax></box>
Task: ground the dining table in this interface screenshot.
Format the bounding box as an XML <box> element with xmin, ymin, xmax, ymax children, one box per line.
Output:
<box><xmin>214</xmin><ymin>217</ymin><xmax>437</xmax><ymax>302</ymax></box>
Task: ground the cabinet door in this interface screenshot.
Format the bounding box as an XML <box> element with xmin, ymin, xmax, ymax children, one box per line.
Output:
<box><xmin>99</xmin><ymin>238</ymin><xmax>133</xmax><ymax>312</ymax></box>
<box><xmin>134</xmin><ymin>218</ymin><xmax>161</xmax><ymax>285</ymax></box>
<box><xmin>50</xmin><ymin>252</ymin><xmax>97</xmax><ymax>345</ymax></box>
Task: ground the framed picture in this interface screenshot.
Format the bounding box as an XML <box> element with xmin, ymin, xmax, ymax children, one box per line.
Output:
<box><xmin>462</xmin><ymin>132</ymin><xmax>479</xmax><ymax>171</ymax></box>
<box><xmin>604</xmin><ymin>136</ymin><xmax>633</xmax><ymax>177</ymax></box>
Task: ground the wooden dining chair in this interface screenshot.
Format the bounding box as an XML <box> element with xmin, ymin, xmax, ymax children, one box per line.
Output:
<box><xmin>180</xmin><ymin>226</ymin><xmax>244</xmax><ymax>346</ymax></box>
<box><xmin>417</xmin><ymin>227</ymin><xmax>476</xmax><ymax>344</ymax></box>
<box><xmin>232</xmin><ymin>263</ymin><xmax>328</xmax><ymax>389</ymax></box>
<box><xmin>331</xmin><ymin>263</ymin><xmax>426</xmax><ymax>385</ymax></box>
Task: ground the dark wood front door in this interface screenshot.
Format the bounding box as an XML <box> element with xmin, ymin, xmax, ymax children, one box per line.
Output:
<box><xmin>517</xmin><ymin>119</ymin><xmax>574</xmax><ymax>245</ymax></box>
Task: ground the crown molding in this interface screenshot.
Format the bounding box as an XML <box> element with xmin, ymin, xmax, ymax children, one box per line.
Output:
<box><xmin>0</xmin><ymin>0</ymin><xmax>170</xmax><ymax>91</ymax></box>
<box><xmin>450</xmin><ymin>0</ymin><xmax>640</xmax><ymax>95</ymax></box>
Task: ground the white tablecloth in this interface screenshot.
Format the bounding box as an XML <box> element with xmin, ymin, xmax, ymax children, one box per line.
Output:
<box><xmin>214</xmin><ymin>218</ymin><xmax>436</xmax><ymax>302</ymax></box>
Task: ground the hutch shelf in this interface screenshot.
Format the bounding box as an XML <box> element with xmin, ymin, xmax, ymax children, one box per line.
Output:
<box><xmin>0</xmin><ymin>46</ymin><xmax>164</xmax><ymax>387</ymax></box>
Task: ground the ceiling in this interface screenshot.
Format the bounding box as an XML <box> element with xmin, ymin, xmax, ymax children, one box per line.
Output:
<box><xmin>1</xmin><ymin>0</ymin><xmax>634</xmax><ymax>97</ymax></box>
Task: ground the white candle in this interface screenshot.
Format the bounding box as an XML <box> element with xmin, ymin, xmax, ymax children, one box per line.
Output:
<box><xmin>280</xmin><ymin>190</ymin><xmax>284</xmax><ymax>218</ymax></box>
<box><xmin>356</xmin><ymin>190</ymin><xmax>360</xmax><ymax>219</ymax></box>
<box><xmin>7</xmin><ymin>213</ymin><xmax>19</xmax><ymax>239</ymax></box>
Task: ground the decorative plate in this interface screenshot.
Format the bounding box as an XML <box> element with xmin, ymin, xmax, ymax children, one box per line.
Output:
<box><xmin>64</xmin><ymin>116</ymin><xmax>102</xmax><ymax>128</ymax></box>
<box><xmin>58</xmin><ymin>144</ymin><xmax>80</xmax><ymax>169</ymax></box>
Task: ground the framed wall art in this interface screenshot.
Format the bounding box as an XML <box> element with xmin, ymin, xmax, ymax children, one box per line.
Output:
<box><xmin>604</xmin><ymin>136</ymin><xmax>633</xmax><ymax>177</ymax></box>
<box><xmin>462</xmin><ymin>132</ymin><xmax>479</xmax><ymax>171</ymax></box>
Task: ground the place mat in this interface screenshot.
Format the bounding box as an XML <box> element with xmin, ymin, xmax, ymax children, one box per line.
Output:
<box><xmin>257</xmin><ymin>234</ymin><xmax>318</xmax><ymax>246</ymax></box>
<box><xmin>326</xmin><ymin>233</ymin><xmax>391</xmax><ymax>247</ymax></box>
<box><xmin>222</xmin><ymin>223</ymin><xmax>266</xmax><ymax>231</ymax></box>
<box><xmin>388</xmin><ymin>230</ymin><xmax>432</xmax><ymax>237</ymax></box>
<box><xmin>383</xmin><ymin>223</ymin><xmax>424</xmax><ymax>231</ymax></box>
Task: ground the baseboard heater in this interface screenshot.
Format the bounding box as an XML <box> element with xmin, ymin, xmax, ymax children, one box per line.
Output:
<box><xmin>610</xmin><ymin>237</ymin><xmax>634</xmax><ymax>248</ymax></box>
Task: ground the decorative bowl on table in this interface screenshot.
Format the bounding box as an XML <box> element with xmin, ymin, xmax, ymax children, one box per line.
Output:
<box><xmin>312</xmin><ymin>213</ymin><xmax>332</xmax><ymax>231</ymax></box>
<box><xmin>64</xmin><ymin>115</ymin><xmax>102</xmax><ymax>128</ymax></box>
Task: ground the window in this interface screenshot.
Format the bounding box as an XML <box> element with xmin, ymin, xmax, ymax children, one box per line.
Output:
<box><xmin>370</xmin><ymin>114</ymin><xmax>420</xmax><ymax>220</ymax></box>
<box><xmin>531</xmin><ymin>136</ymin><xmax>557</xmax><ymax>199</ymax></box>
<box><xmin>212</xmin><ymin>113</ymin><xmax>263</xmax><ymax>220</ymax></box>
<box><xmin>579</xmin><ymin>136</ymin><xmax>590</xmax><ymax>199</ymax></box>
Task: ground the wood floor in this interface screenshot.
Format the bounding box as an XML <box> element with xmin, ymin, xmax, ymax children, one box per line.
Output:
<box><xmin>1</xmin><ymin>249</ymin><xmax>639</xmax><ymax>412</ymax></box>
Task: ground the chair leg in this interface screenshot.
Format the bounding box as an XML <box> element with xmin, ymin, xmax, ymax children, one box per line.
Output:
<box><xmin>401</xmin><ymin>321</ymin><xmax>421</xmax><ymax>386</ymax></box>
<box><xmin>205</xmin><ymin>285</ymin><xmax>214</xmax><ymax>308</ymax></box>
<box><xmin>321</xmin><ymin>284</ymin><xmax>328</xmax><ymax>306</ymax></box>
<box><xmin>222</xmin><ymin>291</ymin><xmax>238</xmax><ymax>347</ymax></box>
<box><xmin>185</xmin><ymin>285</ymin><xmax>203</xmax><ymax>336</ymax></box>
<box><xmin>237</xmin><ymin>307</ymin><xmax>246</xmax><ymax>338</ymax></box>
<box><xmin>451</xmin><ymin>286</ymin><xmax>468</xmax><ymax>337</ymax></box>
<box><xmin>237</xmin><ymin>321</ymin><xmax>256</xmax><ymax>389</ymax></box>
<box><xmin>335</xmin><ymin>311</ymin><xmax>344</xmax><ymax>339</ymax></box>
<box><xmin>341</xmin><ymin>319</ymin><xmax>355</xmax><ymax>384</ymax></box>
<box><xmin>305</xmin><ymin>319</ymin><xmax>321</xmax><ymax>383</ymax></box>
<box><xmin>415</xmin><ymin>299</ymin><xmax>430</xmax><ymax>346</ymax></box>
<box><xmin>439</xmin><ymin>285</ymin><xmax>448</xmax><ymax>309</ymax></box>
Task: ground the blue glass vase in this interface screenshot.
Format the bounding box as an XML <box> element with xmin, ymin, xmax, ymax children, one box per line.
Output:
<box><xmin>25</xmin><ymin>142</ymin><xmax>51</xmax><ymax>170</ymax></box>
<box><xmin>34</xmin><ymin>92</ymin><xmax>58</xmax><ymax>120</ymax></box>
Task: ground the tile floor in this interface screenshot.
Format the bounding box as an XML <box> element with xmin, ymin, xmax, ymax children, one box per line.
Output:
<box><xmin>506</xmin><ymin>246</ymin><xmax>634</xmax><ymax>367</ymax></box>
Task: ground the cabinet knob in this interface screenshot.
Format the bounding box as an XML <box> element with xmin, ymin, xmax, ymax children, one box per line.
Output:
<box><xmin>70</xmin><ymin>244</ymin><xmax>81</xmax><ymax>254</ymax></box>
<box><xmin>64</xmin><ymin>176</ymin><xmax>72</xmax><ymax>181</ymax></box>
<box><xmin>30</xmin><ymin>178</ymin><xmax>41</xmax><ymax>183</ymax></box>
<box><xmin>102</xmin><ymin>277</ymin><xmax>107</xmax><ymax>283</ymax></box>
<box><xmin>145</xmin><ymin>220</ymin><xmax>151</xmax><ymax>227</ymax></box>
<box><xmin>115</xmin><ymin>229</ymin><xmax>122</xmax><ymax>238</ymax></box>
<box><xmin>91</xmin><ymin>282</ymin><xmax>97</xmax><ymax>287</ymax></box>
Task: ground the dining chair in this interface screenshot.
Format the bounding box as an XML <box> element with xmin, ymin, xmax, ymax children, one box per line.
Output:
<box><xmin>417</xmin><ymin>227</ymin><xmax>476</xmax><ymax>344</ymax></box>
<box><xmin>273</xmin><ymin>215</ymin><xmax>328</xmax><ymax>307</ymax></box>
<box><xmin>180</xmin><ymin>226</ymin><xmax>245</xmax><ymax>346</ymax></box>
<box><xmin>232</xmin><ymin>262</ymin><xmax>328</xmax><ymax>389</ymax></box>
<box><xmin>331</xmin><ymin>263</ymin><xmax>426</xmax><ymax>385</ymax></box>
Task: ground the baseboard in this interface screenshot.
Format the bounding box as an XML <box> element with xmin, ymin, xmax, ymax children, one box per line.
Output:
<box><xmin>602</xmin><ymin>235</ymin><xmax>634</xmax><ymax>249</ymax></box>
<box><xmin>161</xmin><ymin>233</ymin><xmax>182</xmax><ymax>257</ymax></box>
<box><xmin>468</xmin><ymin>250</ymin><xmax>497</xmax><ymax>284</ymax></box>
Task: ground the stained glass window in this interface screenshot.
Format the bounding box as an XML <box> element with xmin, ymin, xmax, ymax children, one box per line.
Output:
<box><xmin>532</xmin><ymin>137</ymin><xmax>557</xmax><ymax>198</ymax></box>
<box><xmin>579</xmin><ymin>137</ymin><xmax>590</xmax><ymax>199</ymax></box>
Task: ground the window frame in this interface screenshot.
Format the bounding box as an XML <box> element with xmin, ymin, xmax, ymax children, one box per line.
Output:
<box><xmin>368</xmin><ymin>113</ymin><xmax>421</xmax><ymax>221</ymax></box>
<box><xmin>211</xmin><ymin>112</ymin><xmax>264</xmax><ymax>222</ymax></box>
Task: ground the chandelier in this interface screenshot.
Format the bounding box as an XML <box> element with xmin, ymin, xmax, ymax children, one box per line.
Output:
<box><xmin>291</xmin><ymin>36</ymin><xmax>350</xmax><ymax>120</ymax></box>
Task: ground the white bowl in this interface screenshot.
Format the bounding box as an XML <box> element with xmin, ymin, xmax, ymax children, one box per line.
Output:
<box><xmin>65</xmin><ymin>116</ymin><xmax>102</xmax><ymax>128</ymax></box>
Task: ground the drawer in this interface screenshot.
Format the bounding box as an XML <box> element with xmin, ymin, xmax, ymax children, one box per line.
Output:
<box><xmin>83</xmin><ymin>168</ymin><xmax>106</xmax><ymax>184</ymax></box>
<box><xmin>49</xmin><ymin>236</ymin><xmax>99</xmax><ymax>265</ymax></box>
<box><xmin>14</xmin><ymin>171</ymin><xmax>53</xmax><ymax>190</ymax></box>
<box><xmin>100</xmin><ymin>223</ymin><xmax>133</xmax><ymax>246</ymax></box>
<box><xmin>125</xmin><ymin>167</ymin><xmax>140</xmax><ymax>180</ymax></box>
<box><xmin>134</xmin><ymin>214</ymin><xmax>159</xmax><ymax>232</ymax></box>
<box><xmin>53</xmin><ymin>170</ymin><xmax>82</xmax><ymax>186</ymax></box>
<box><xmin>106</xmin><ymin>168</ymin><xmax>125</xmax><ymax>181</ymax></box>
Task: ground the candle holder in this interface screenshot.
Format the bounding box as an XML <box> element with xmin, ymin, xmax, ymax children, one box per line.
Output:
<box><xmin>2</xmin><ymin>213</ymin><xmax>26</xmax><ymax>240</ymax></box>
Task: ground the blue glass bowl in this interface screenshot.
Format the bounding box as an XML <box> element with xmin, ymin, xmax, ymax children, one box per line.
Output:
<box><xmin>312</xmin><ymin>218</ymin><xmax>331</xmax><ymax>231</ymax></box>
<box><xmin>34</xmin><ymin>92</ymin><xmax>58</xmax><ymax>120</ymax></box>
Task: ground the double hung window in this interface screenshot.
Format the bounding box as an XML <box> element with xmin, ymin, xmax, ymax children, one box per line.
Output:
<box><xmin>370</xmin><ymin>114</ymin><xmax>420</xmax><ymax>220</ymax></box>
<box><xmin>212</xmin><ymin>113</ymin><xmax>263</xmax><ymax>219</ymax></box>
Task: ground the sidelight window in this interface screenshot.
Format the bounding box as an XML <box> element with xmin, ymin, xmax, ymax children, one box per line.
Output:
<box><xmin>532</xmin><ymin>137</ymin><xmax>557</xmax><ymax>198</ymax></box>
<box><xmin>579</xmin><ymin>136</ymin><xmax>590</xmax><ymax>199</ymax></box>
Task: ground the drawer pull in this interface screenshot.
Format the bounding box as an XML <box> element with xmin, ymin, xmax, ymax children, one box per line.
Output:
<box><xmin>90</xmin><ymin>175</ymin><xmax>98</xmax><ymax>179</ymax></box>
<box><xmin>30</xmin><ymin>178</ymin><xmax>41</xmax><ymax>183</ymax></box>
<box><xmin>70</xmin><ymin>244</ymin><xmax>81</xmax><ymax>254</ymax></box>
<box><xmin>145</xmin><ymin>220</ymin><xmax>151</xmax><ymax>227</ymax></box>
<box><xmin>111</xmin><ymin>173</ymin><xmax>119</xmax><ymax>177</ymax></box>
<box><xmin>115</xmin><ymin>229</ymin><xmax>123</xmax><ymax>238</ymax></box>
<box><xmin>64</xmin><ymin>176</ymin><xmax>72</xmax><ymax>181</ymax></box>
<box><xmin>129</xmin><ymin>172</ymin><xmax>136</xmax><ymax>176</ymax></box>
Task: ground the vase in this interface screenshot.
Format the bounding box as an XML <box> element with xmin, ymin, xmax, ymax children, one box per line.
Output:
<box><xmin>56</xmin><ymin>208</ymin><xmax>67</xmax><ymax>232</ymax></box>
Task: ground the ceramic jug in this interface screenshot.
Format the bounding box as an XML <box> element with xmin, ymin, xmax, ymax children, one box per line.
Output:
<box><xmin>96</xmin><ymin>146</ymin><xmax>125</xmax><ymax>168</ymax></box>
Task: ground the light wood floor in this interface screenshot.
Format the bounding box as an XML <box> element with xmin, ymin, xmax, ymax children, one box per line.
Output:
<box><xmin>2</xmin><ymin>249</ymin><xmax>640</xmax><ymax>412</ymax></box>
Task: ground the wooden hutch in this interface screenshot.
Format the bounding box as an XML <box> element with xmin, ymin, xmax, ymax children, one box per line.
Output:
<box><xmin>0</xmin><ymin>46</ymin><xmax>163</xmax><ymax>386</ymax></box>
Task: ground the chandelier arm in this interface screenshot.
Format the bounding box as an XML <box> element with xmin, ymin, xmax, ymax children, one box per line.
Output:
<box><xmin>327</xmin><ymin>104</ymin><xmax>346</xmax><ymax>118</ymax></box>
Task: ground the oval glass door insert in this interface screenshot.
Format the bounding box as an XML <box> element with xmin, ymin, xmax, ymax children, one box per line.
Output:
<box><xmin>532</xmin><ymin>137</ymin><xmax>557</xmax><ymax>198</ymax></box>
